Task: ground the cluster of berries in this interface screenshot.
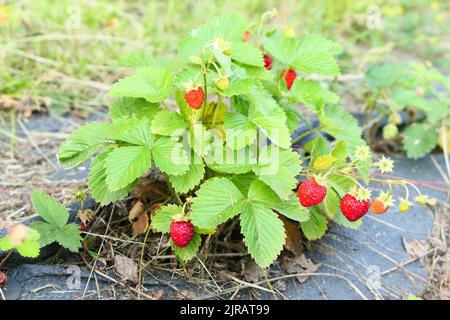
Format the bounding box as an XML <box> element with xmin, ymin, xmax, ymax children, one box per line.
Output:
<box><xmin>182</xmin><ymin>51</ymin><xmax>298</xmax><ymax>110</ymax></box>
<box><xmin>297</xmin><ymin>178</ymin><xmax>391</xmax><ymax>222</ymax></box>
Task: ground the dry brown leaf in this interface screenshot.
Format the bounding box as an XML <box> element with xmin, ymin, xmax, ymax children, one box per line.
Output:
<box><xmin>241</xmin><ymin>259</ymin><xmax>266</xmax><ymax>283</ymax></box>
<box><xmin>280</xmin><ymin>215</ymin><xmax>303</xmax><ymax>256</ymax></box>
<box><xmin>403</xmin><ymin>239</ymin><xmax>430</xmax><ymax>258</ymax></box>
<box><xmin>132</xmin><ymin>212</ymin><xmax>149</xmax><ymax>236</ymax></box>
<box><xmin>128</xmin><ymin>200</ymin><xmax>145</xmax><ymax>222</ymax></box>
<box><xmin>114</xmin><ymin>255</ymin><xmax>138</xmax><ymax>284</ymax></box>
<box><xmin>282</xmin><ymin>254</ymin><xmax>321</xmax><ymax>283</ymax></box>
<box><xmin>78</xmin><ymin>209</ymin><xmax>95</xmax><ymax>224</ymax></box>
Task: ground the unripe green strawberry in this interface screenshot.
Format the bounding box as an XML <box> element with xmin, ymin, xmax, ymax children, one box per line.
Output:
<box><xmin>399</xmin><ymin>200</ymin><xmax>411</xmax><ymax>213</ymax></box>
<box><xmin>216</xmin><ymin>75</ymin><xmax>229</xmax><ymax>91</ymax></box>
<box><xmin>383</xmin><ymin>123</ymin><xmax>398</xmax><ymax>140</ymax></box>
<box><xmin>388</xmin><ymin>113</ymin><xmax>402</xmax><ymax>125</ymax></box>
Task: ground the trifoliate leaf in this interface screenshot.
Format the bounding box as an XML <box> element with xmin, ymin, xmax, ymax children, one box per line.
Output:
<box><xmin>58</xmin><ymin>122</ymin><xmax>112</xmax><ymax>168</ymax></box>
<box><xmin>110</xmin><ymin>97</ymin><xmax>160</xmax><ymax>121</ymax></box>
<box><xmin>403</xmin><ymin>123</ymin><xmax>438</xmax><ymax>159</ymax></box>
<box><xmin>152</xmin><ymin>204</ymin><xmax>182</xmax><ymax>233</ymax></box>
<box><xmin>240</xmin><ymin>203</ymin><xmax>285</xmax><ymax>268</ymax></box>
<box><xmin>300</xmin><ymin>207</ymin><xmax>328</xmax><ymax>240</ymax></box>
<box><xmin>151</xmin><ymin>110</ymin><xmax>189</xmax><ymax>136</ymax></box>
<box><xmin>88</xmin><ymin>152</ymin><xmax>135</xmax><ymax>206</ymax></box>
<box><xmin>109</xmin><ymin>67</ymin><xmax>173</xmax><ymax>103</ymax></box>
<box><xmin>31</xmin><ymin>190</ymin><xmax>69</xmax><ymax>227</ymax></box>
<box><xmin>105</xmin><ymin>146</ymin><xmax>152</xmax><ymax>191</ymax></box>
<box><xmin>172</xmin><ymin>232</ymin><xmax>201</xmax><ymax>263</ymax></box>
<box><xmin>253</xmin><ymin>146</ymin><xmax>302</xmax><ymax>200</ymax></box>
<box><xmin>152</xmin><ymin>136</ymin><xmax>189</xmax><ymax>176</ymax></box>
<box><xmin>191</xmin><ymin>177</ymin><xmax>245</xmax><ymax>229</ymax></box>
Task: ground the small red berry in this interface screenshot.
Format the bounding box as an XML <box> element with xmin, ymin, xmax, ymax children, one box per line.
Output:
<box><xmin>297</xmin><ymin>179</ymin><xmax>327</xmax><ymax>207</ymax></box>
<box><xmin>243</xmin><ymin>30</ymin><xmax>251</xmax><ymax>42</ymax></box>
<box><xmin>79</xmin><ymin>223</ymin><xmax>87</xmax><ymax>231</ymax></box>
<box><xmin>0</xmin><ymin>271</ymin><xmax>7</xmax><ymax>287</ymax></box>
<box><xmin>280</xmin><ymin>69</ymin><xmax>297</xmax><ymax>90</ymax></box>
<box><xmin>170</xmin><ymin>221</ymin><xmax>194</xmax><ymax>248</ymax></box>
<box><xmin>340</xmin><ymin>194</ymin><xmax>370</xmax><ymax>222</ymax></box>
<box><xmin>263</xmin><ymin>54</ymin><xmax>273</xmax><ymax>70</ymax></box>
<box><xmin>184</xmin><ymin>87</ymin><xmax>205</xmax><ymax>110</ymax></box>
<box><xmin>371</xmin><ymin>198</ymin><xmax>389</xmax><ymax>214</ymax></box>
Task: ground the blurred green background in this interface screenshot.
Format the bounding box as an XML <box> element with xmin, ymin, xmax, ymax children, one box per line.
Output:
<box><xmin>0</xmin><ymin>0</ymin><xmax>448</xmax><ymax>117</ymax></box>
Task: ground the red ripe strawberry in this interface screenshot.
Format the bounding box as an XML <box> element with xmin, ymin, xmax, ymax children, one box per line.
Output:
<box><xmin>371</xmin><ymin>198</ymin><xmax>389</xmax><ymax>214</ymax></box>
<box><xmin>170</xmin><ymin>220</ymin><xmax>194</xmax><ymax>248</ymax></box>
<box><xmin>297</xmin><ymin>179</ymin><xmax>327</xmax><ymax>207</ymax></box>
<box><xmin>263</xmin><ymin>54</ymin><xmax>273</xmax><ymax>70</ymax></box>
<box><xmin>0</xmin><ymin>271</ymin><xmax>7</xmax><ymax>287</ymax></box>
<box><xmin>340</xmin><ymin>194</ymin><xmax>370</xmax><ymax>222</ymax></box>
<box><xmin>184</xmin><ymin>87</ymin><xmax>205</xmax><ymax>110</ymax></box>
<box><xmin>280</xmin><ymin>69</ymin><xmax>297</xmax><ymax>90</ymax></box>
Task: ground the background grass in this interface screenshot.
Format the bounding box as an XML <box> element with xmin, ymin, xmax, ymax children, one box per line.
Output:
<box><xmin>0</xmin><ymin>0</ymin><xmax>448</xmax><ymax>117</ymax></box>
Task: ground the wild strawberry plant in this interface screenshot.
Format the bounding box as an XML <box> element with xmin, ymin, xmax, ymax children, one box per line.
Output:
<box><xmin>364</xmin><ymin>61</ymin><xmax>450</xmax><ymax>158</ymax></box>
<box><xmin>57</xmin><ymin>12</ymin><xmax>429</xmax><ymax>268</ymax></box>
<box><xmin>0</xmin><ymin>191</ymin><xmax>82</xmax><ymax>259</ymax></box>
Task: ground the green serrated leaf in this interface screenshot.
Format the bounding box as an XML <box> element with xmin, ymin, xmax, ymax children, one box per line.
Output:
<box><xmin>231</xmin><ymin>41</ymin><xmax>264</xmax><ymax>67</ymax></box>
<box><xmin>58</xmin><ymin>122</ymin><xmax>112</xmax><ymax>168</ymax></box>
<box><xmin>151</xmin><ymin>110</ymin><xmax>189</xmax><ymax>136</ymax></box>
<box><xmin>290</xmin><ymin>79</ymin><xmax>339</xmax><ymax>111</ymax></box>
<box><xmin>333</xmin><ymin>210</ymin><xmax>362</xmax><ymax>229</ymax></box>
<box><xmin>110</xmin><ymin>97</ymin><xmax>160</xmax><ymax>121</ymax></box>
<box><xmin>179</xmin><ymin>13</ymin><xmax>248</xmax><ymax>61</ymax></box>
<box><xmin>111</xmin><ymin>118</ymin><xmax>153</xmax><ymax>147</ymax></box>
<box><xmin>322</xmin><ymin>188</ymin><xmax>340</xmax><ymax>218</ymax></box>
<box><xmin>300</xmin><ymin>207</ymin><xmax>328</xmax><ymax>240</ymax></box>
<box><xmin>191</xmin><ymin>177</ymin><xmax>245</xmax><ymax>229</ymax></box>
<box><xmin>169</xmin><ymin>160</ymin><xmax>205</xmax><ymax>193</ymax></box>
<box><xmin>88</xmin><ymin>152</ymin><xmax>135</xmax><ymax>206</ymax></box>
<box><xmin>240</xmin><ymin>203</ymin><xmax>285</xmax><ymax>268</ymax></box>
<box><xmin>152</xmin><ymin>136</ymin><xmax>189</xmax><ymax>176</ymax></box>
<box><xmin>109</xmin><ymin>67</ymin><xmax>173</xmax><ymax>103</ymax></box>
<box><xmin>105</xmin><ymin>146</ymin><xmax>152</xmax><ymax>191</ymax></box>
<box><xmin>54</xmin><ymin>223</ymin><xmax>83</xmax><ymax>253</ymax></box>
<box><xmin>31</xmin><ymin>190</ymin><xmax>69</xmax><ymax>227</ymax></box>
<box><xmin>403</xmin><ymin>123</ymin><xmax>438</xmax><ymax>159</ymax></box>
<box><xmin>152</xmin><ymin>204</ymin><xmax>182</xmax><ymax>233</ymax></box>
<box><xmin>253</xmin><ymin>146</ymin><xmax>302</xmax><ymax>200</ymax></box>
<box><xmin>223</xmin><ymin>112</ymin><xmax>257</xmax><ymax>150</ymax></box>
<box><xmin>247</xmin><ymin>179</ymin><xmax>309</xmax><ymax>222</ymax></box>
